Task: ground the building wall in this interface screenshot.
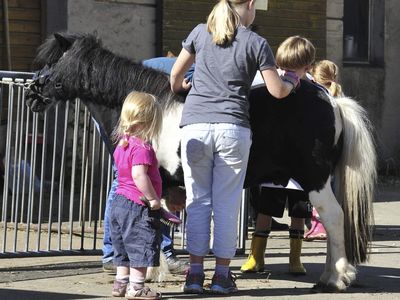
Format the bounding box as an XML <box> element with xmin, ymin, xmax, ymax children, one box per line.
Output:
<box><xmin>326</xmin><ymin>0</ymin><xmax>343</xmax><ymax>65</ymax></box>
<box><xmin>67</xmin><ymin>0</ymin><xmax>157</xmax><ymax>61</ymax></box>
<box><xmin>0</xmin><ymin>0</ymin><xmax>42</xmax><ymax>71</ymax></box>
<box><xmin>379</xmin><ymin>0</ymin><xmax>400</xmax><ymax>171</ymax></box>
<box><xmin>326</xmin><ymin>0</ymin><xmax>400</xmax><ymax>172</ymax></box>
<box><xmin>163</xmin><ymin>0</ymin><xmax>326</xmax><ymax>59</ymax></box>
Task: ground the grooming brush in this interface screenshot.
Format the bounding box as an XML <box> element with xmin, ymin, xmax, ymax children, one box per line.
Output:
<box><xmin>140</xmin><ymin>197</ymin><xmax>182</xmax><ymax>226</ymax></box>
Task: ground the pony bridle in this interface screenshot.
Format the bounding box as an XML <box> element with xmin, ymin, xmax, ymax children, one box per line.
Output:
<box><xmin>25</xmin><ymin>64</ymin><xmax>64</xmax><ymax>111</ymax></box>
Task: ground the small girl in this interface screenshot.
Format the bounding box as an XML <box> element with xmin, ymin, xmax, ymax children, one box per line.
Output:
<box><xmin>304</xmin><ymin>59</ymin><xmax>344</xmax><ymax>241</ymax></box>
<box><xmin>110</xmin><ymin>91</ymin><xmax>162</xmax><ymax>300</ymax></box>
<box><xmin>311</xmin><ymin>59</ymin><xmax>344</xmax><ymax>97</ymax></box>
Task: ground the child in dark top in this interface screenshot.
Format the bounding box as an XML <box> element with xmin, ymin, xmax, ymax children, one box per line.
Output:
<box><xmin>240</xmin><ymin>36</ymin><xmax>316</xmax><ymax>276</ymax></box>
<box><xmin>110</xmin><ymin>91</ymin><xmax>163</xmax><ymax>300</ymax></box>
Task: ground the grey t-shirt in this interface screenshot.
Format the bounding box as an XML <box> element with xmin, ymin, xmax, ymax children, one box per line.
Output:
<box><xmin>180</xmin><ymin>23</ymin><xmax>276</xmax><ymax>128</ymax></box>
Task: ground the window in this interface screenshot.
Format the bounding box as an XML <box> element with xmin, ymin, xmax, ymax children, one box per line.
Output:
<box><xmin>343</xmin><ymin>0</ymin><xmax>384</xmax><ymax>65</ymax></box>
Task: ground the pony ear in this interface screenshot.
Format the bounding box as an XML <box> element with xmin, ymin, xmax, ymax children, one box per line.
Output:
<box><xmin>54</xmin><ymin>33</ymin><xmax>72</xmax><ymax>52</ymax></box>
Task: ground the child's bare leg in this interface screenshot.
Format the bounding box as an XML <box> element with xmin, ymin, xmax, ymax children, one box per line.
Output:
<box><xmin>112</xmin><ymin>266</ymin><xmax>129</xmax><ymax>297</ymax></box>
<box><xmin>129</xmin><ymin>267</ymin><xmax>146</xmax><ymax>290</ymax></box>
<box><xmin>289</xmin><ymin>217</ymin><xmax>306</xmax><ymax>275</ymax></box>
<box><xmin>290</xmin><ymin>217</ymin><xmax>305</xmax><ymax>231</ymax></box>
<box><xmin>255</xmin><ymin>213</ymin><xmax>272</xmax><ymax>232</ymax></box>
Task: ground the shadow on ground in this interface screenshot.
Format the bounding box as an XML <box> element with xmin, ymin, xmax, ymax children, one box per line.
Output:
<box><xmin>373</xmin><ymin>225</ymin><xmax>400</xmax><ymax>242</ymax></box>
<box><xmin>0</xmin><ymin>289</ymin><xmax>98</xmax><ymax>300</ymax></box>
<box><xmin>0</xmin><ymin>261</ymin><xmax>102</xmax><ymax>283</ymax></box>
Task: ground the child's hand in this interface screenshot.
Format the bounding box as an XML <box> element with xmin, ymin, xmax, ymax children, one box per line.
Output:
<box><xmin>280</xmin><ymin>70</ymin><xmax>300</xmax><ymax>90</ymax></box>
<box><xmin>140</xmin><ymin>196</ymin><xmax>161</xmax><ymax>210</ymax></box>
<box><xmin>148</xmin><ymin>199</ymin><xmax>161</xmax><ymax>210</ymax></box>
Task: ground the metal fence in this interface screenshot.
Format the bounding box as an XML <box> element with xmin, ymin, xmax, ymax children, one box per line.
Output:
<box><xmin>0</xmin><ymin>71</ymin><xmax>248</xmax><ymax>258</ymax></box>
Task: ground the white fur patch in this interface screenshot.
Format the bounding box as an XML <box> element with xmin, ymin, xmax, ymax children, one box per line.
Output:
<box><xmin>154</xmin><ymin>103</ymin><xmax>183</xmax><ymax>175</ymax></box>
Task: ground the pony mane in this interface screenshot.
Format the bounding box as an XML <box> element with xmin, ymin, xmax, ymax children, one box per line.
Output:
<box><xmin>32</xmin><ymin>32</ymin><xmax>84</xmax><ymax>70</ymax></box>
<box><xmin>46</xmin><ymin>33</ymin><xmax>184</xmax><ymax>109</ymax></box>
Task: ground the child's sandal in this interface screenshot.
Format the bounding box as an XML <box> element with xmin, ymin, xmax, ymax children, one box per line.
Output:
<box><xmin>125</xmin><ymin>286</ymin><xmax>162</xmax><ymax>300</ymax></box>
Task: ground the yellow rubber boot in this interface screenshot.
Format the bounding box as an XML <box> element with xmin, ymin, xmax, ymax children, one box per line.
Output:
<box><xmin>289</xmin><ymin>238</ymin><xmax>306</xmax><ymax>275</ymax></box>
<box><xmin>240</xmin><ymin>234</ymin><xmax>268</xmax><ymax>273</ymax></box>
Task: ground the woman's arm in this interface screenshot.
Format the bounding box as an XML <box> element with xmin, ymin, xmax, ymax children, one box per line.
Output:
<box><xmin>132</xmin><ymin>164</ymin><xmax>161</xmax><ymax>210</ymax></box>
<box><xmin>170</xmin><ymin>48</ymin><xmax>195</xmax><ymax>93</ymax></box>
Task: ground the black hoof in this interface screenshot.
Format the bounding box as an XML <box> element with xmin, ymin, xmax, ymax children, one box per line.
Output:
<box><xmin>310</xmin><ymin>281</ymin><xmax>343</xmax><ymax>293</ymax></box>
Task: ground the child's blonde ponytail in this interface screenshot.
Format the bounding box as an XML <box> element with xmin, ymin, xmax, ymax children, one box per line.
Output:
<box><xmin>207</xmin><ymin>0</ymin><xmax>247</xmax><ymax>46</ymax></box>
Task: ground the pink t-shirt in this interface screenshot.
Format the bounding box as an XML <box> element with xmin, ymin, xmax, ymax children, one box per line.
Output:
<box><xmin>114</xmin><ymin>136</ymin><xmax>162</xmax><ymax>206</ymax></box>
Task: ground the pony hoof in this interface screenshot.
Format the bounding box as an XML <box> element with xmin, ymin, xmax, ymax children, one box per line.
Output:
<box><xmin>310</xmin><ymin>282</ymin><xmax>343</xmax><ymax>293</ymax></box>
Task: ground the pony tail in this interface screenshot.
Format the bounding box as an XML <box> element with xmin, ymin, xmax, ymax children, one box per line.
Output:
<box><xmin>207</xmin><ymin>0</ymin><xmax>239</xmax><ymax>46</ymax></box>
<box><xmin>334</xmin><ymin>96</ymin><xmax>376</xmax><ymax>264</ymax></box>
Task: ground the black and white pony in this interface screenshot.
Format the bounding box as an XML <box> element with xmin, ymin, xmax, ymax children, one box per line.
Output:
<box><xmin>26</xmin><ymin>32</ymin><xmax>376</xmax><ymax>292</ymax></box>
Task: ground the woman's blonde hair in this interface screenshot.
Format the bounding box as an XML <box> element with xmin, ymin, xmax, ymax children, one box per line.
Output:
<box><xmin>275</xmin><ymin>36</ymin><xmax>316</xmax><ymax>70</ymax></box>
<box><xmin>112</xmin><ymin>91</ymin><xmax>162</xmax><ymax>144</ymax></box>
<box><xmin>311</xmin><ymin>60</ymin><xmax>343</xmax><ymax>97</ymax></box>
<box><xmin>207</xmin><ymin>0</ymin><xmax>249</xmax><ymax>46</ymax></box>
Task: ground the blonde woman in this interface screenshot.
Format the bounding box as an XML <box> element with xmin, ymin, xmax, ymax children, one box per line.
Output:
<box><xmin>171</xmin><ymin>0</ymin><xmax>299</xmax><ymax>294</ymax></box>
<box><xmin>110</xmin><ymin>91</ymin><xmax>162</xmax><ymax>300</ymax></box>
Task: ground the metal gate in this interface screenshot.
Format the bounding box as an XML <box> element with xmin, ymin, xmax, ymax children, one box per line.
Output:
<box><xmin>0</xmin><ymin>72</ymin><xmax>114</xmax><ymax>257</ymax></box>
<box><xmin>0</xmin><ymin>71</ymin><xmax>248</xmax><ymax>258</ymax></box>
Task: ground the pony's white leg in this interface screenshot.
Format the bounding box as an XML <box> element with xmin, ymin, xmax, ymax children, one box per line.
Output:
<box><xmin>146</xmin><ymin>251</ymin><xmax>169</xmax><ymax>283</ymax></box>
<box><xmin>309</xmin><ymin>178</ymin><xmax>356</xmax><ymax>291</ymax></box>
<box><xmin>319</xmin><ymin>234</ymin><xmax>332</xmax><ymax>284</ymax></box>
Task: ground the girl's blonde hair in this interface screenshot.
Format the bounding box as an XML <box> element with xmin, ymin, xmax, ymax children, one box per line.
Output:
<box><xmin>311</xmin><ymin>60</ymin><xmax>343</xmax><ymax>97</ymax></box>
<box><xmin>275</xmin><ymin>36</ymin><xmax>316</xmax><ymax>70</ymax></box>
<box><xmin>112</xmin><ymin>91</ymin><xmax>162</xmax><ymax>144</ymax></box>
<box><xmin>207</xmin><ymin>0</ymin><xmax>249</xmax><ymax>46</ymax></box>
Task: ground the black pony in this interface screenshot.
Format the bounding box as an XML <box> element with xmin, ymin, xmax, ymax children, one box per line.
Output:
<box><xmin>26</xmin><ymin>32</ymin><xmax>376</xmax><ymax>292</ymax></box>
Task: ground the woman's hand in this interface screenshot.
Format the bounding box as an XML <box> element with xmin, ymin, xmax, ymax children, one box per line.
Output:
<box><xmin>181</xmin><ymin>78</ymin><xmax>192</xmax><ymax>92</ymax></box>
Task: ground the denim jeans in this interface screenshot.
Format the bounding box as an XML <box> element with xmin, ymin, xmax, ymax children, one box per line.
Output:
<box><xmin>102</xmin><ymin>173</ymin><xmax>118</xmax><ymax>263</ymax></box>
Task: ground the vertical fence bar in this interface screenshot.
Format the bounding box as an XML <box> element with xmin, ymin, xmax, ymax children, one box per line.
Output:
<box><xmin>19</xmin><ymin>101</ymin><xmax>30</xmax><ymax>224</ymax></box>
<box><xmin>79</xmin><ymin>106</ymin><xmax>89</xmax><ymax>225</ymax></box>
<box><xmin>10</xmin><ymin>80</ymin><xmax>23</xmax><ymax>223</ymax></box>
<box><xmin>68</xmin><ymin>100</ymin><xmax>80</xmax><ymax>249</ymax></box>
<box><xmin>25</xmin><ymin>112</ymin><xmax>38</xmax><ymax>251</ymax></box>
<box><xmin>47</xmin><ymin>105</ymin><xmax>59</xmax><ymax>251</ymax></box>
<box><xmin>12</xmin><ymin>82</ymin><xmax>26</xmax><ymax>252</ymax></box>
<box><xmin>57</xmin><ymin>102</ymin><xmax>69</xmax><ymax>250</ymax></box>
<box><xmin>1</xmin><ymin>79</ymin><xmax>13</xmax><ymax>252</ymax></box>
<box><xmin>79</xmin><ymin>106</ymin><xmax>90</xmax><ymax>250</ymax></box>
<box><xmin>88</xmin><ymin>129</ymin><xmax>98</xmax><ymax>226</ymax></box>
<box><xmin>36</xmin><ymin>111</ymin><xmax>48</xmax><ymax>251</ymax></box>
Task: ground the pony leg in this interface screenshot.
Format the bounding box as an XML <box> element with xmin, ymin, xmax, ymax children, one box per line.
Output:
<box><xmin>309</xmin><ymin>178</ymin><xmax>356</xmax><ymax>292</ymax></box>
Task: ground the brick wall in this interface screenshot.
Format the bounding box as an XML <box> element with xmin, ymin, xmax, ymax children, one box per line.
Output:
<box><xmin>163</xmin><ymin>0</ymin><xmax>326</xmax><ymax>59</ymax></box>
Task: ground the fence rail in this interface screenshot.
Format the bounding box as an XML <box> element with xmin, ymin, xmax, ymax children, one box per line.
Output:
<box><xmin>0</xmin><ymin>74</ymin><xmax>113</xmax><ymax>257</ymax></box>
<box><xmin>0</xmin><ymin>71</ymin><xmax>248</xmax><ymax>258</ymax></box>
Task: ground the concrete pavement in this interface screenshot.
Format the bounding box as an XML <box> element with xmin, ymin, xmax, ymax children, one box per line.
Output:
<box><xmin>0</xmin><ymin>182</ymin><xmax>399</xmax><ymax>299</ymax></box>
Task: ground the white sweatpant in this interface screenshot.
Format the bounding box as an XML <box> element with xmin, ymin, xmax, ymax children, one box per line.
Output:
<box><xmin>180</xmin><ymin>123</ymin><xmax>251</xmax><ymax>259</ymax></box>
